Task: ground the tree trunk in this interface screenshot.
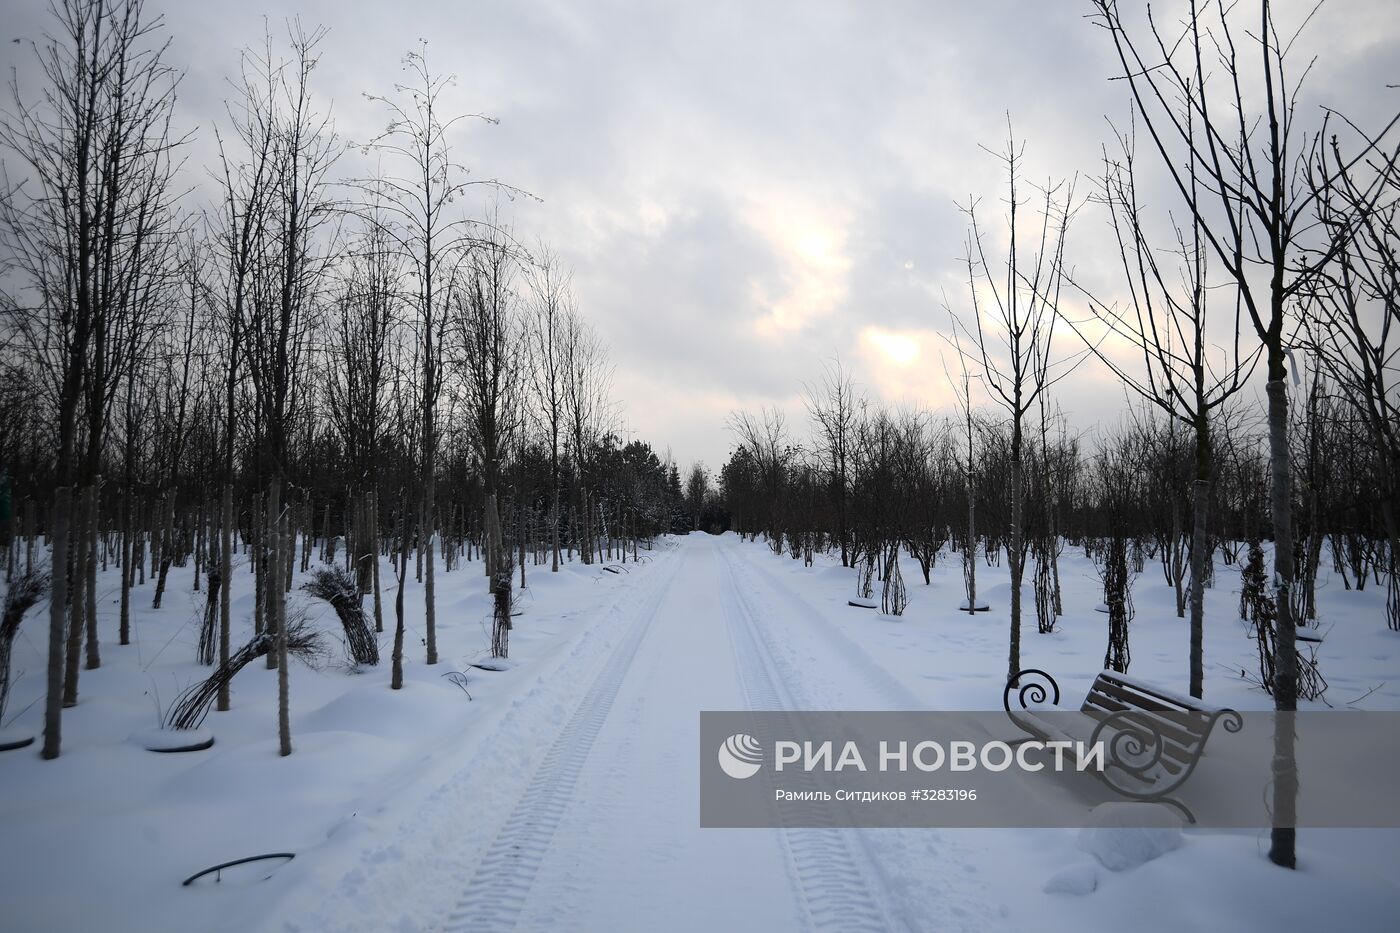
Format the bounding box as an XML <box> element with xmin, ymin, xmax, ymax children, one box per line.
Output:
<box><xmin>272</xmin><ymin>480</ymin><xmax>291</xmax><ymax>756</ymax></box>
<box><xmin>1265</xmin><ymin>377</ymin><xmax>1298</xmax><ymax>869</ymax></box>
<box><xmin>371</xmin><ymin>490</ymin><xmax>383</xmax><ymax>634</ymax></box>
<box><xmin>62</xmin><ymin>487</ymin><xmax>88</xmax><ymax>707</ymax></box>
<box><xmin>551</xmin><ymin>492</ymin><xmax>560</xmax><ymax>573</ymax></box>
<box><xmin>251</xmin><ymin>494</ymin><xmax>264</xmax><ymax>635</ymax></box>
<box><xmin>41</xmin><ymin>488</ymin><xmax>72</xmax><ymax>759</ymax></box>
<box><xmin>5</xmin><ymin>505</ymin><xmax>15</xmax><ymax>583</ymax></box>
<box><xmin>424</xmin><ymin>498</ymin><xmax>437</xmax><ymax>666</ymax></box>
<box><xmin>284</xmin><ymin>500</ymin><xmax>296</xmax><ymax>593</ymax></box>
<box><xmin>193</xmin><ymin>496</ymin><xmax>204</xmax><ymax>593</ymax></box>
<box><xmin>134</xmin><ymin>508</ymin><xmax>145</xmax><ymax>585</ymax></box>
<box><xmin>1171</xmin><ymin>499</ymin><xmax>1186</xmax><ymax>618</ymax></box>
<box><xmin>83</xmin><ymin>485</ymin><xmax>99</xmax><ymax>669</ymax></box>
<box><xmin>1007</xmin><ymin>456</ymin><xmax>1023</xmax><ymax>680</ymax></box>
<box><xmin>217</xmin><ymin>483</ymin><xmax>234</xmax><ymax>712</ymax></box>
<box><xmin>24</xmin><ymin>499</ymin><xmax>35</xmax><ymax>576</ymax></box>
<box><xmin>391</xmin><ymin>491</ymin><xmax>409</xmax><ymax>691</ymax></box>
<box><xmin>354</xmin><ymin>492</ymin><xmax>373</xmax><ymax>594</ymax></box>
<box><xmin>119</xmin><ymin>488</ymin><xmax>132</xmax><ymax>646</ymax></box>
<box><xmin>1189</xmin><ymin>477</ymin><xmax>1209</xmax><ymax>699</ymax></box>
<box><xmin>152</xmin><ymin>492</ymin><xmax>176</xmax><ymax>609</ymax></box>
<box><xmin>965</xmin><ymin>485</ymin><xmax>978</xmax><ymax>615</ymax></box>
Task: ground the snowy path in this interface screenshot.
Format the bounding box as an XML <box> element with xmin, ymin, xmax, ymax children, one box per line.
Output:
<box><xmin>260</xmin><ymin>535</ymin><xmax>995</xmax><ymax>932</ymax></box>
<box><xmin>460</xmin><ymin>538</ymin><xmax>798</xmax><ymax>932</ymax></box>
<box><xmin>9</xmin><ymin>533</ymin><xmax>1394</xmax><ymax>932</ymax></box>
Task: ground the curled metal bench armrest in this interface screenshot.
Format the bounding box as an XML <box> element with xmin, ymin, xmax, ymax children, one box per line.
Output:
<box><xmin>1089</xmin><ymin>707</ymin><xmax>1243</xmax><ymax>803</ymax></box>
<box><xmin>1210</xmin><ymin>708</ymin><xmax>1244</xmax><ymax>737</ymax></box>
<box><xmin>1004</xmin><ymin>668</ymin><xmax>1062</xmax><ymax>742</ymax></box>
<box><xmin>1003</xmin><ymin>668</ymin><xmax>1061</xmax><ymax>712</ymax></box>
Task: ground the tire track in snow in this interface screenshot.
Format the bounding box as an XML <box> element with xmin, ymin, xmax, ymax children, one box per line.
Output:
<box><xmin>716</xmin><ymin>541</ymin><xmax>908</xmax><ymax>933</ymax></box>
<box><xmin>717</xmin><ymin>540</ymin><xmax>998</xmax><ymax>933</ymax></box>
<box><xmin>439</xmin><ymin>554</ymin><xmax>684</xmax><ymax>933</ymax></box>
<box><xmin>724</xmin><ymin>543</ymin><xmax>928</xmax><ymax>711</ymax></box>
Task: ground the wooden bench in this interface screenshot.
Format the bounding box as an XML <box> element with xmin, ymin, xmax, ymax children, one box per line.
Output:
<box><xmin>1003</xmin><ymin>668</ymin><xmax>1242</xmax><ymax>823</ymax></box>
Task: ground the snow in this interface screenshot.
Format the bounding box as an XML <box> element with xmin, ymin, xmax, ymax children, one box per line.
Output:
<box><xmin>132</xmin><ymin>726</ymin><xmax>216</xmax><ymax>752</ymax></box>
<box><xmin>0</xmin><ymin>532</ymin><xmax>1396</xmax><ymax>931</ymax></box>
<box><xmin>1076</xmin><ymin>804</ymin><xmax>1183</xmax><ymax>871</ymax></box>
<box><xmin>1043</xmin><ymin>862</ymin><xmax>1099</xmax><ymax>895</ymax></box>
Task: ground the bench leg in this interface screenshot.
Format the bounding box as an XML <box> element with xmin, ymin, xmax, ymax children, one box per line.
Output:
<box><xmin>1094</xmin><ymin>770</ymin><xmax>1198</xmax><ymax>825</ymax></box>
<box><xmin>1154</xmin><ymin>796</ymin><xmax>1196</xmax><ymax>825</ymax></box>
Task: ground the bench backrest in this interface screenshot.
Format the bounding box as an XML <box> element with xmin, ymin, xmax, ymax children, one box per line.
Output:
<box><xmin>1080</xmin><ymin>671</ymin><xmax>1215</xmax><ymax>777</ymax></box>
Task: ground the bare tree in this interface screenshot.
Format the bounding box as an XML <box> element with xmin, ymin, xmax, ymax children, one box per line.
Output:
<box><xmin>360</xmin><ymin>43</ymin><xmax>524</xmax><ymax>664</ymax></box>
<box><xmin>208</xmin><ymin>34</ymin><xmax>279</xmax><ymax>709</ymax></box>
<box><xmin>453</xmin><ymin>225</ymin><xmax>524</xmax><ymax>586</ymax></box>
<box><xmin>1304</xmin><ymin>131</ymin><xmax>1400</xmax><ymax>629</ymax></box>
<box><xmin>726</xmin><ymin>407</ymin><xmax>795</xmax><ymax>552</ymax></box>
<box><xmin>562</xmin><ymin>309</ymin><xmax>612</xmax><ymax>563</ymax></box>
<box><xmin>238</xmin><ymin>23</ymin><xmax>340</xmax><ymax>756</ymax></box>
<box><xmin>804</xmin><ymin>358</ymin><xmax>861</xmax><ymax>566</ymax></box>
<box><xmin>1091</xmin><ymin>429</ymin><xmax>1143</xmax><ymax>675</ymax></box>
<box><xmin>685</xmin><ymin>462</ymin><xmax>710</xmax><ymax>532</ymax></box>
<box><xmin>1065</xmin><ymin>115</ymin><xmax>1256</xmax><ymax>698</ymax></box>
<box><xmin>149</xmin><ymin>243</ymin><xmax>202</xmax><ymax>616</ymax></box>
<box><xmin>898</xmin><ymin>410</ymin><xmax>955</xmax><ymax>586</ymax></box>
<box><xmin>325</xmin><ymin>204</ymin><xmax>401</xmax><ymax>611</ymax></box>
<box><xmin>941</xmin><ymin>345</ymin><xmax>985</xmax><ymax>614</ymax></box>
<box><xmin>954</xmin><ymin>120</ymin><xmax>1077</xmax><ymax>679</ymax></box>
<box><xmin>1091</xmin><ymin>0</ymin><xmax>1400</xmax><ymax>869</ymax></box>
<box><xmin>0</xmin><ymin>0</ymin><xmax>181</xmax><ymax>758</ymax></box>
<box><xmin>524</xmin><ymin>245</ymin><xmax>570</xmax><ymax>571</ymax></box>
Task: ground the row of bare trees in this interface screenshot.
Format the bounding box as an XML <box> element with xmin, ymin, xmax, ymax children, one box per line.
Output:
<box><xmin>1088</xmin><ymin>0</ymin><xmax>1400</xmax><ymax>869</ymax></box>
<box><xmin>728</xmin><ymin>374</ymin><xmax>1385</xmax><ymax>624</ymax></box>
<box><xmin>0</xmin><ymin>1</ymin><xmax>686</xmax><ymax>761</ymax></box>
<box><xmin>726</xmin><ymin>0</ymin><xmax>1400</xmax><ymax>872</ymax></box>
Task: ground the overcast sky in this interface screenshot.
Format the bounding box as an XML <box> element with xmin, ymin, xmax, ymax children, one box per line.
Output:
<box><xmin>4</xmin><ymin>0</ymin><xmax>1398</xmax><ymax>470</ymax></box>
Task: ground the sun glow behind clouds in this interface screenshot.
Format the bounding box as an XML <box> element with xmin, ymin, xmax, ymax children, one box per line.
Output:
<box><xmin>853</xmin><ymin>326</ymin><xmax>961</xmax><ymax>410</ymax></box>
<box><xmin>862</xmin><ymin>326</ymin><xmax>920</xmax><ymax>367</ymax></box>
<box><xmin>796</xmin><ymin>229</ymin><xmax>837</xmax><ymax>264</ymax></box>
<box><xmin>746</xmin><ymin>198</ymin><xmax>852</xmax><ymax>338</ymax></box>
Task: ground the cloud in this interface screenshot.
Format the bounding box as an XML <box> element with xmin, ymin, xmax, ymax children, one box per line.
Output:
<box><xmin>2</xmin><ymin>0</ymin><xmax>1396</xmax><ymax>470</ymax></box>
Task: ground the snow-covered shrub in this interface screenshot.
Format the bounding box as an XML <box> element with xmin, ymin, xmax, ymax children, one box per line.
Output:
<box><xmin>303</xmin><ymin>565</ymin><xmax>379</xmax><ymax>666</ymax></box>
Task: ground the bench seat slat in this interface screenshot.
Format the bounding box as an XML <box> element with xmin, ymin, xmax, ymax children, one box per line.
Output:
<box><xmin>1084</xmin><ymin>677</ymin><xmax>1205</xmax><ymax>720</ymax></box>
<box><xmin>1084</xmin><ymin>677</ymin><xmax>1213</xmax><ymax>731</ymax></box>
<box><xmin>1096</xmin><ymin>671</ymin><xmax>1221</xmax><ymax>714</ymax></box>
<box><xmin>1082</xmin><ymin>686</ymin><xmax>1212</xmax><ymax>745</ymax></box>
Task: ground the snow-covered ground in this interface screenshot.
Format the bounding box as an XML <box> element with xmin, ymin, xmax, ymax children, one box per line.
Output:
<box><xmin>1</xmin><ymin>533</ymin><xmax>1397</xmax><ymax>932</ymax></box>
